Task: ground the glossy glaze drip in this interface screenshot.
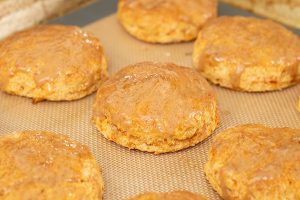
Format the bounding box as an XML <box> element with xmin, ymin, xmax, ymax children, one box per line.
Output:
<box><xmin>0</xmin><ymin>25</ymin><xmax>104</xmax><ymax>88</ymax></box>
<box><xmin>231</xmin><ymin>64</ymin><xmax>246</xmax><ymax>89</ymax></box>
<box><xmin>94</xmin><ymin>62</ymin><xmax>216</xmax><ymax>136</ymax></box>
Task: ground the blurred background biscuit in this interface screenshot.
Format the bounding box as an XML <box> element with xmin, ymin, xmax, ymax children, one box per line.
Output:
<box><xmin>0</xmin><ymin>25</ymin><xmax>108</xmax><ymax>102</ymax></box>
<box><xmin>0</xmin><ymin>131</ymin><xmax>104</xmax><ymax>199</ymax></box>
<box><xmin>117</xmin><ymin>0</ymin><xmax>217</xmax><ymax>43</ymax></box>
<box><xmin>193</xmin><ymin>16</ymin><xmax>300</xmax><ymax>92</ymax></box>
<box><xmin>205</xmin><ymin>124</ymin><xmax>300</xmax><ymax>199</ymax></box>
<box><xmin>93</xmin><ymin>62</ymin><xmax>219</xmax><ymax>154</ymax></box>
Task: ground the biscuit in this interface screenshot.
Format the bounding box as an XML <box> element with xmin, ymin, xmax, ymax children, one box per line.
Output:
<box><xmin>0</xmin><ymin>25</ymin><xmax>108</xmax><ymax>102</ymax></box>
<box><xmin>193</xmin><ymin>16</ymin><xmax>300</xmax><ymax>92</ymax></box>
<box><xmin>117</xmin><ymin>0</ymin><xmax>217</xmax><ymax>43</ymax></box>
<box><xmin>93</xmin><ymin>62</ymin><xmax>219</xmax><ymax>154</ymax></box>
<box><xmin>205</xmin><ymin>124</ymin><xmax>300</xmax><ymax>200</ymax></box>
<box><xmin>128</xmin><ymin>191</ymin><xmax>206</xmax><ymax>200</ymax></box>
<box><xmin>220</xmin><ymin>0</ymin><xmax>300</xmax><ymax>30</ymax></box>
<box><xmin>0</xmin><ymin>131</ymin><xmax>104</xmax><ymax>199</ymax></box>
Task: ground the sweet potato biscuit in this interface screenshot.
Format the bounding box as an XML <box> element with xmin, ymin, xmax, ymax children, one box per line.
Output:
<box><xmin>0</xmin><ymin>25</ymin><xmax>108</xmax><ymax>101</ymax></box>
<box><xmin>128</xmin><ymin>191</ymin><xmax>206</xmax><ymax>200</ymax></box>
<box><xmin>93</xmin><ymin>62</ymin><xmax>219</xmax><ymax>154</ymax></box>
<box><xmin>0</xmin><ymin>131</ymin><xmax>104</xmax><ymax>199</ymax></box>
<box><xmin>117</xmin><ymin>0</ymin><xmax>217</xmax><ymax>43</ymax></box>
<box><xmin>193</xmin><ymin>16</ymin><xmax>300</xmax><ymax>92</ymax></box>
<box><xmin>205</xmin><ymin>124</ymin><xmax>300</xmax><ymax>200</ymax></box>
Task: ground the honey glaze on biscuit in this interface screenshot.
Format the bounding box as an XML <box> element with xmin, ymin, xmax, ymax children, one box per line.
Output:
<box><xmin>0</xmin><ymin>131</ymin><xmax>100</xmax><ymax>198</ymax></box>
<box><xmin>214</xmin><ymin>125</ymin><xmax>300</xmax><ymax>199</ymax></box>
<box><xmin>198</xmin><ymin>17</ymin><xmax>300</xmax><ymax>89</ymax></box>
<box><xmin>123</xmin><ymin>0</ymin><xmax>216</xmax><ymax>23</ymax></box>
<box><xmin>94</xmin><ymin>62</ymin><xmax>217</xmax><ymax>138</ymax></box>
<box><xmin>0</xmin><ymin>25</ymin><xmax>104</xmax><ymax>89</ymax></box>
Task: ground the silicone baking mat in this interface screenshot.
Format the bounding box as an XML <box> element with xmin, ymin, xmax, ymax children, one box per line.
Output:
<box><xmin>0</xmin><ymin>14</ymin><xmax>299</xmax><ymax>200</ymax></box>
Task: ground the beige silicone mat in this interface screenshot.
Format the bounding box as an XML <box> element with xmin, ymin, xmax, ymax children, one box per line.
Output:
<box><xmin>0</xmin><ymin>14</ymin><xmax>299</xmax><ymax>200</ymax></box>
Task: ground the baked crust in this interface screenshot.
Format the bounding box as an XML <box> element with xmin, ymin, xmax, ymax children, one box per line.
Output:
<box><xmin>0</xmin><ymin>24</ymin><xmax>108</xmax><ymax>101</ymax></box>
<box><xmin>205</xmin><ymin>124</ymin><xmax>300</xmax><ymax>200</ymax></box>
<box><xmin>0</xmin><ymin>131</ymin><xmax>104</xmax><ymax>199</ymax></box>
<box><xmin>93</xmin><ymin>62</ymin><xmax>219</xmax><ymax>154</ymax></box>
<box><xmin>193</xmin><ymin>16</ymin><xmax>300</xmax><ymax>92</ymax></box>
<box><xmin>117</xmin><ymin>0</ymin><xmax>217</xmax><ymax>43</ymax></box>
<box><xmin>128</xmin><ymin>191</ymin><xmax>206</xmax><ymax>200</ymax></box>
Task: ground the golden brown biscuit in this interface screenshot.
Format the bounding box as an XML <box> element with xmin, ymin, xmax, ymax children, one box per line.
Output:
<box><xmin>193</xmin><ymin>16</ymin><xmax>300</xmax><ymax>92</ymax></box>
<box><xmin>93</xmin><ymin>62</ymin><xmax>219</xmax><ymax>154</ymax></box>
<box><xmin>128</xmin><ymin>191</ymin><xmax>206</xmax><ymax>200</ymax></box>
<box><xmin>205</xmin><ymin>124</ymin><xmax>300</xmax><ymax>200</ymax></box>
<box><xmin>0</xmin><ymin>131</ymin><xmax>104</xmax><ymax>199</ymax></box>
<box><xmin>0</xmin><ymin>25</ymin><xmax>108</xmax><ymax>102</ymax></box>
<box><xmin>117</xmin><ymin>0</ymin><xmax>217</xmax><ymax>43</ymax></box>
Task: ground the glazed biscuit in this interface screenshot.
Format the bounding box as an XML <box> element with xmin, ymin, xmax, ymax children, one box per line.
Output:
<box><xmin>128</xmin><ymin>191</ymin><xmax>206</xmax><ymax>200</ymax></box>
<box><xmin>0</xmin><ymin>25</ymin><xmax>108</xmax><ymax>102</ymax></box>
<box><xmin>117</xmin><ymin>0</ymin><xmax>217</xmax><ymax>43</ymax></box>
<box><xmin>93</xmin><ymin>62</ymin><xmax>219</xmax><ymax>154</ymax></box>
<box><xmin>193</xmin><ymin>16</ymin><xmax>300</xmax><ymax>92</ymax></box>
<box><xmin>205</xmin><ymin>124</ymin><xmax>300</xmax><ymax>200</ymax></box>
<box><xmin>0</xmin><ymin>131</ymin><xmax>104</xmax><ymax>199</ymax></box>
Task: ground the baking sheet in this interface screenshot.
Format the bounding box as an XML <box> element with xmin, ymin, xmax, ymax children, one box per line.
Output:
<box><xmin>0</xmin><ymin>13</ymin><xmax>300</xmax><ymax>200</ymax></box>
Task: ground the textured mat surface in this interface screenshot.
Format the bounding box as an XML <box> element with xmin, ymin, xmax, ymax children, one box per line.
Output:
<box><xmin>0</xmin><ymin>14</ymin><xmax>299</xmax><ymax>200</ymax></box>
